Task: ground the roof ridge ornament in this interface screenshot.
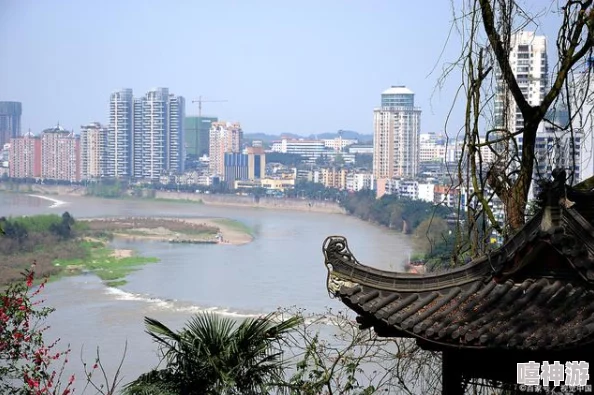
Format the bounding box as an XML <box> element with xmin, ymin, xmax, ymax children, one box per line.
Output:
<box><xmin>536</xmin><ymin>168</ymin><xmax>572</xmax><ymax>231</ymax></box>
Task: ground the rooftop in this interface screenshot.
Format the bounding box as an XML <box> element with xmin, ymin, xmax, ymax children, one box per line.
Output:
<box><xmin>382</xmin><ymin>86</ymin><xmax>414</xmax><ymax>95</ymax></box>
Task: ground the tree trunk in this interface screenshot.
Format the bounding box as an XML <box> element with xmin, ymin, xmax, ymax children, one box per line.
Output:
<box><xmin>506</xmin><ymin>121</ymin><xmax>538</xmax><ymax>232</ymax></box>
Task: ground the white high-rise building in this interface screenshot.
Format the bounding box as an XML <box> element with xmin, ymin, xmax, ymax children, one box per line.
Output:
<box><xmin>495</xmin><ymin>32</ymin><xmax>548</xmax><ymax>133</ymax></box>
<box><xmin>168</xmin><ymin>95</ymin><xmax>186</xmax><ymax>174</ymax></box>
<box><xmin>492</xmin><ymin>32</ymin><xmax>580</xmax><ymax>196</ymax></box>
<box><xmin>372</xmin><ymin>86</ymin><xmax>421</xmax><ymax>180</ymax></box>
<box><xmin>131</xmin><ymin>88</ymin><xmax>186</xmax><ymax>180</ymax></box>
<box><xmin>107</xmin><ymin>89</ymin><xmax>133</xmax><ymax>178</ymax></box>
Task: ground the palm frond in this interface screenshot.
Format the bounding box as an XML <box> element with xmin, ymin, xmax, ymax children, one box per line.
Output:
<box><xmin>132</xmin><ymin>312</ymin><xmax>301</xmax><ymax>395</ymax></box>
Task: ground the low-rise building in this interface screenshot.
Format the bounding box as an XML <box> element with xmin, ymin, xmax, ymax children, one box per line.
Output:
<box><xmin>348</xmin><ymin>144</ymin><xmax>373</xmax><ymax>155</ymax></box>
<box><xmin>320</xmin><ymin>167</ymin><xmax>348</xmax><ymax>190</ymax></box>
<box><xmin>376</xmin><ymin>178</ymin><xmax>419</xmax><ymax>199</ymax></box>
<box><xmin>322</xmin><ymin>137</ymin><xmax>358</xmax><ymax>152</ymax></box>
<box><xmin>418</xmin><ymin>183</ymin><xmax>435</xmax><ymax>202</ymax></box>
<box><xmin>434</xmin><ymin>185</ymin><xmax>460</xmax><ymax>207</ymax></box>
<box><xmin>234</xmin><ymin>178</ymin><xmax>295</xmax><ymax>191</ymax></box>
<box><xmin>270</xmin><ymin>138</ymin><xmax>326</xmax><ymax>163</ymax></box>
<box><xmin>346</xmin><ymin>172</ymin><xmax>375</xmax><ymax>192</ymax></box>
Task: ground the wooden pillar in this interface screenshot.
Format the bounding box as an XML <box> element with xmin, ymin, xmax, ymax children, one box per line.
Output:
<box><xmin>442</xmin><ymin>350</ymin><xmax>464</xmax><ymax>395</ymax></box>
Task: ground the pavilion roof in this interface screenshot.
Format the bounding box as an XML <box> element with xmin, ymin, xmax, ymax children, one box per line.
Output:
<box><xmin>323</xmin><ymin>171</ymin><xmax>594</xmax><ymax>351</ymax></box>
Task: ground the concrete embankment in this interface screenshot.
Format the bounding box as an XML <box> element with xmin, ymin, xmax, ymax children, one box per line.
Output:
<box><xmin>0</xmin><ymin>183</ymin><xmax>346</xmax><ymax>215</ymax></box>
<box><xmin>0</xmin><ymin>183</ymin><xmax>86</xmax><ymax>196</ymax></box>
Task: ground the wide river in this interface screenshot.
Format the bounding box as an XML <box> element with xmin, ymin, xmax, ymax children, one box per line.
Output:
<box><xmin>1</xmin><ymin>192</ymin><xmax>412</xmax><ymax>388</ymax></box>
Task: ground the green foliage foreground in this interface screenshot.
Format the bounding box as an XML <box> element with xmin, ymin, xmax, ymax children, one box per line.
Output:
<box><xmin>124</xmin><ymin>313</ymin><xmax>303</xmax><ymax>395</ymax></box>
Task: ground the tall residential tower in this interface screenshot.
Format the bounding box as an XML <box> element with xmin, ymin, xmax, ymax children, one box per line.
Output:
<box><xmin>494</xmin><ymin>31</ymin><xmax>548</xmax><ymax>133</ymax></box>
<box><xmin>107</xmin><ymin>89</ymin><xmax>133</xmax><ymax>178</ymax></box>
<box><xmin>494</xmin><ymin>31</ymin><xmax>581</xmax><ymax>188</ymax></box>
<box><xmin>132</xmin><ymin>88</ymin><xmax>185</xmax><ymax>180</ymax></box>
<box><xmin>372</xmin><ymin>86</ymin><xmax>421</xmax><ymax>180</ymax></box>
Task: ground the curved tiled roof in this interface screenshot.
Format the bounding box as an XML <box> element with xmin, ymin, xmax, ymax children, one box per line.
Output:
<box><xmin>323</xmin><ymin>202</ymin><xmax>594</xmax><ymax>351</ymax></box>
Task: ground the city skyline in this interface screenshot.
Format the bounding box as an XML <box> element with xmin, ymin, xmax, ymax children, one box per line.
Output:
<box><xmin>0</xmin><ymin>1</ymin><xmax>564</xmax><ymax>137</ymax></box>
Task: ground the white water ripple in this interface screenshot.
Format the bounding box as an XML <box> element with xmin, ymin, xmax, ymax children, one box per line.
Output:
<box><xmin>28</xmin><ymin>194</ymin><xmax>68</xmax><ymax>208</ymax></box>
<box><xmin>104</xmin><ymin>287</ymin><xmax>262</xmax><ymax>318</ymax></box>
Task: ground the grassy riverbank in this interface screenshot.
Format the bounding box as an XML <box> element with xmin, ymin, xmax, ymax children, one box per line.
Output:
<box><xmin>53</xmin><ymin>240</ymin><xmax>159</xmax><ymax>287</ymax></box>
<box><xmin>0</xmin><ymin>213</ymin><xmax>160</xmax><ymax>286</ymax></box>
<box><xmin>0</xmin><ymin>212</ymin><xmax>254</xmax><ymax>286</ymax></box>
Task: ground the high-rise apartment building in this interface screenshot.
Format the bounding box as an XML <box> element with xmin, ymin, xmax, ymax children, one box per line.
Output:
<box><xmin>131</xmin><ymin>88</ymin><xmax>186</xmax><ymax>180</ymax></box>
<box><xmin>494</xmin><ymin>32</ymin><xmax>581</xmax><ymax>191</ymax></box>
<box><xmin>494</xmin><ymin>32</ymin><xmax>548</xmax><ymax>134</ymax></box>
<box><xmin>185</xmin><ymin>116</ymin><xmax>217</xmax><ymax>157</ymax></box>
<box><xmin>0</xmin><ymin>102</ymin><xmax>22</xmax><ymax>148</ymax></box>
<box><xmin>209</xmin><ymin>122</ymin><xmax>242</xmax><ymax>179</ymax></box>
<box><xmin>8</xmin><ymin>132</ymin><xmax>41</xmax><ymax>179</ymax></box>
<box><xmin>168</xmin><ymin>95</ymin><xmax>185</xmax><ymax>174</ymax></box>
<box><xmin>574</xmin><ymin>58</ymin><xmax>594</xmax><ymax>182</ymax></box>
<box><xmin>40</xmin><ymin>125</ymin><xmax>81</xmax><ymax>182</ymax></box>
<box><xmin>135</xmin><ymin>88</ymin><xmax>168</xmax><ymax>180</ymax></box>
<box><xmin>104</xmin><ymin>88</ymin><xmax>186</xmax><ymax>180</ymax></box>
<box><xmin>80</xmin><ymin>122</ymin><xmax>107</xmax><ymax>180</ymax></box>
<box><xmin>372</xmin><ymin>86</ymin><xmax>421</xmax><ymax>180</ymax></box>
<box><xmin>107</xmin><ymin>89</ymin><xmax>133</xmax><ymax>178</ymax></box>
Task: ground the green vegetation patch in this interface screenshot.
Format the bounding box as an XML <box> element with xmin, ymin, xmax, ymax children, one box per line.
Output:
<box><xmin>0</xmin><ymin>213</ymin><xmax>159</xmax><ymax>287</ymax></box>
<box><xmin>53</xmin><ymin>240</ymin><xmax>159</xmax><ymax>282</ymax></box>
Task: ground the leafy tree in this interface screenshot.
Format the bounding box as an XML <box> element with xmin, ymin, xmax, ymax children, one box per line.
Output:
<box><xmin>49</xmin><ymin>212</ymin><xmax>75</xmax><ymax>240</ymax></box>
<box><xmin>2</xmin><ymin>220</ymin><xmax>28</xmax><ymax>243</ymax></box>
<box><xmin>124</xmin><ymin>312</ymin><xmax>302</xmax><ymax>395</ymax></box>
<box><xmin>340</xmin><ymin>191</ymin><xmax>451</xmax><ymax>234</ymax></box>
<box><xmin>414</xmin><ymin>217</ymin><xmax>450</xmax><ymax>255</ymax></box>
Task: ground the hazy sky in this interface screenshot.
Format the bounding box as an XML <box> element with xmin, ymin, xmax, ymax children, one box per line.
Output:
<box><xmin>0</xmin><ymin>1</ymin><xmax>560</xmax><ymax>136</ymax></box>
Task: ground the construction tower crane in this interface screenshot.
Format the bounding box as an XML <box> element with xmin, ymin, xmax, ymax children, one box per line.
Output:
<box><xmin>192</xmin><ymin>96</ymin><xmax>228</xmax><ymax>117</ymax></box>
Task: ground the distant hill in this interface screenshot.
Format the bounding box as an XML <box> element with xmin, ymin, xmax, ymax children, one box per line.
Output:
<box><xmin>244</xmin><ymin>130</ymin><xmax>373</xmax><ymax>144</ymax></box>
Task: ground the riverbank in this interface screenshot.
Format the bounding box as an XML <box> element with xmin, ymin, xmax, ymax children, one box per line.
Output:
<box><xmin>53</xmin><ymin>240</ymin><xmax>159</xmax><ymax>287</ymax></box>
<box><xmin>0</xmin><ymin>183</ymin><xmax>345</xmax><ymax>214</ymax></box>
<box><xmin>81</xmin><ymin>217</ymin><xmax>253</xmax><ymax>245</ymax></box>
<box><xmin>0</xmin><ymin>230</ymin><xmax>158</xmax><ymax>287</ymax></box>
<box><xmin>0</xmin><ymin>210</ymin><xmax>252</xmax><ymax>288</ymax></box>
